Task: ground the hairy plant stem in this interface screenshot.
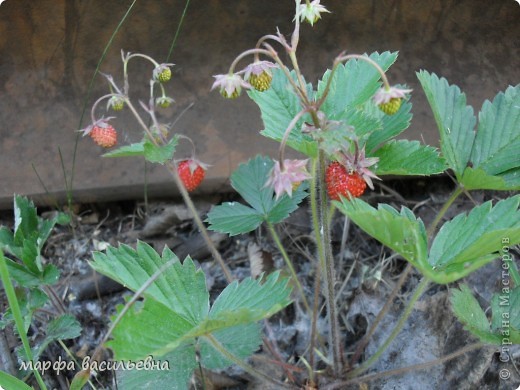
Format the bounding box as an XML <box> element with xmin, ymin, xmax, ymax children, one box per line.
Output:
<box><xmin>0</xmin><ymin>250</ymin><xmax>47</xmax><ymax>390</ymax></box>
<box><xmin>166</xmin><ymin>160</ymin><xmax>234</xmax><ymax>282</ymax></box>
<box><xmin>317</xmin><ymin>151</ymin><xmax>342</xmax><ymax>375</ymax></box>
<box><xmin>427</xmin><ymin>186</ymin><xmax>463</xmax><ymax>239</ymax></box>
<box><xmin>309</xmin><ymin>157</ymin><xmax>324</xmax><ymax>372</ymax></box>
<box><xmin>204</xmin><ymin>335</ymin><xmax>293</xmax><ymax>389</ymax></box>
<box><xmin>347</xmin><ymin>276</ymin><xmax>431</xmax><ymax>378</ymax></box>
<box><xmin>267</xmin><ymin>222</ymin><xmax>310</xmax><ymax>312</ymax></box>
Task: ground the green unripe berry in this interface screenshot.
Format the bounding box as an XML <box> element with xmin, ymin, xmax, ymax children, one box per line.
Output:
<box><xmin>378</xmin><ymin>97</ymin><xmax>402</xmax><ymax>115</ymax></box>
<box><xmin>249</xmin><ymin>72</ymin><xmax>272</xmax><ymax>92</ymax></box>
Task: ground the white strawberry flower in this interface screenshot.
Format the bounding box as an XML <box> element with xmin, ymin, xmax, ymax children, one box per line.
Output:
<box><xmin>265</xmin><ymin>159</ymin><xmax>312</xmax><ymax>199</ymax></box>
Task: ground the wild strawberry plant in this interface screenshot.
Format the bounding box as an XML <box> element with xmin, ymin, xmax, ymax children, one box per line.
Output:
<box><xmin>68</xmin><ymin>33</ymin><xmax>297</xmax><ymax>389</ymax></box>
<box><xmin>2</xmin><ymin>1</ymin><xmax>518</xmax><ymax>389</ymax></box>
<box><xmin>206</xmin><ymin>0</ymin><xmax>520</xmax><ymax>386</ymax></box>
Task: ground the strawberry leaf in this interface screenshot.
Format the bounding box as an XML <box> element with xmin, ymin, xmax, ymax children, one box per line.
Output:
<box><xmin>417</xmin><ymin>71</ymin><xmax>476</xmax><ymax>179</ymax></box>
<box><xmin>429</xmin><ymin>196</ymin><xmax>520</xmax><ymax>273</ymax></box>
<box><xmin>450</xmin><ymin>285</ymin><xmax>502</xmax><ymax>344</ymax></box>
<box><xmin>91</xmin><ymin>242</ymin><xmax>291</xmax><ymax>389</ymax></box>
<box><xmin>204</xmin><ymin>202</ymin><xmax>263</xmax><ymax>236</ymax></box>
<box><xmin>372</xmin><ymin>140</ymin><xmax>446</xmax><ymax>175</ymax></box>
<box><xmin>461</xmin><ymin>84</ymin><xmax>520</xmax><ymax>190</ymax></box>
<box><xmin>103</xmin><ymin>142</ymin><xmax>145</xmax><ymax>157</ymax></box>
<box><xmin>116</xmin><ymin>348</ymin><xmax>196</xmax><ymax>390</ymax></box>
<box><xmin>2</xmin><ymin>196</ymin><xmax>62</xmax><ymax>281</ymax></box>
<box><xmin>491</xmin><ymin>286</ymin><xmax>520</xmax><ymax>334</ymax></box>
<box><xmin>3</xmin><ymin>258</ymin><xmax>58</xmax><ymax>287</ymax></box>
<box><xmin>451</xmin><ymin>284</ymin><xmax>520</xmax><ymax>345</ymax></box>
<box><xmin>143</xmin><ymin>137</ymin><xmax>178</xmax><ymax>164</ymax></box>
<box><xmin>207</xmin><ymin>156</ymin><xmax>308</xmax><ymax>235</ymax></box>
<box><xmin>104</xmin><ymin>136</ymin><xmax>180</xmax><ymax>164</ymax></box>
<box><xmin>364</xmin><ymin>96</ymin><xmax>413</xmax><ymax>152</ymax></box>
<box><xmin>333</xmin><ymin>108</ymin><xmax>382</xmax><ymax>142</ymax></box>
<box><xmin>317</xmin><ymin>51</ymin><xmax>398</xmax><ymax>117</ymax></box>
<box><xmin>91</xmin><ymin>242</ymin><xmax>208</xmax><ymax>324</ymax></box>
<box><xmin>209</xmin><ymin>271</ymin><xmax>292</xmax><ymax>322</ymax></box>
<box><xmin>460</xmin><ymin>167</ymin><xmax>515</xmax><ymax>191</ymax></box>
<box><xmin>337</xmin><ymin>197</ymin><xmax>520</xmax><ymax>284</ymax></box>
<box><xmin>249</xmin><ymin>69</ymin><xmax>316</xmax><ymax>157</ymax></box>
<box><xmin>13</xmin><ymin>196</ymin><xmax>38</xmax><ymax>244</ymax></box>
<box><xmin>335</xmin><ymin>198</ymin><xmax>429</xmax><ymax>273</ymax></box>
<box><xmin>33</xmin><ymin>314</ymin><xmax>81</xmax><ymax>361</ymax></box>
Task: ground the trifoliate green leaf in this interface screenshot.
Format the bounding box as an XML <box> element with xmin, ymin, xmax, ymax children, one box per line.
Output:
<box><xmin>337</xmin><ymin>196</ymin><xmax>519</xmax><ymax>284</ymax></box>
<box><xmin>92</xmin><ymin>240</ymin><xmax>292</xmax><ymax>389</ymax></box>
<box><xmin>336</xmin><ymin>197</ymin><xmax>428</xmax><ymax>270</ymax></box>
<box><xmin>429</xmin><ymin>196</ymin><xmax>520</xmax><ymax>271</ymax></box>
<box><xmin>207</xmin><ymin>156</ymin><xmax>308</xmax><ymax>235</ymax></box>
<box><xmin>143</xmin><ymin>137</ymin><xmax>178</xmax><ymax>164</ymax></box>
<box><xmin>91</xmin><ymin>242</ymin><xmax>292</xmax><ymax>389</ymax></box>
<box><xmin>417</xmin><ymin>71</ymin><xmax>476</xmax><ymax>178</ymax></box>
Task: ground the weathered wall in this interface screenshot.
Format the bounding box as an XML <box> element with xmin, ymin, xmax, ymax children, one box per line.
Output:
<box><xmin>0</xmin><ymin>0</ymin><xmax>518</xmax><ymax>208</ymax></box>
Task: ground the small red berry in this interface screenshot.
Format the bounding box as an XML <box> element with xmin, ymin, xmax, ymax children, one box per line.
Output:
<box><xmin>177</xmin><ymin>159</ymin><xmax>206</xmax><ymax>192</ymax></box>
<box><xmin>325</xmin><ymin>162</ymin><xmax>366</xmax><ymax>201</ymax></box>
<box><xmin>89</xmin><ymin>125</ymin><xmax>117</xmax><ymax>148</ymax></box>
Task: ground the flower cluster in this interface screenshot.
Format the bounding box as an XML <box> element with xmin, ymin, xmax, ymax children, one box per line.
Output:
<box><xmin>212</xmin><ymin>60</ymin><xmax>278</xmax><ymax>99</ymax></box>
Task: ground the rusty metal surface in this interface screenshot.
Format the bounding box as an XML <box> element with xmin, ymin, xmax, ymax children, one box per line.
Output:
<box><xmin>0</xmin><ymin>0</ymin><xmax>518</xmax><ymax>208</ymax></box>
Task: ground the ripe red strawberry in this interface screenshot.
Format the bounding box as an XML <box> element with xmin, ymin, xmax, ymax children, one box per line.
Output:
<box><xmin>177</xmin><ymin>159</ymin><xmax>206</xmax><ymax>192</ymax></box>
<box><xmin>89</xmin><ymin>125</ymin><xmax>117</xmax><ymax>148</ymax></box>
<box><xmin>325</xmin><ymin>162</ymin><xmax>366</xmax><ymax>201</ymax></box>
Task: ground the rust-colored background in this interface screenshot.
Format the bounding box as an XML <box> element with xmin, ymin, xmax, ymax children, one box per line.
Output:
<box><xmin>0</xmin><ymin>0</ymin><xmax>518</xmax><ymax>208</ymax></box>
